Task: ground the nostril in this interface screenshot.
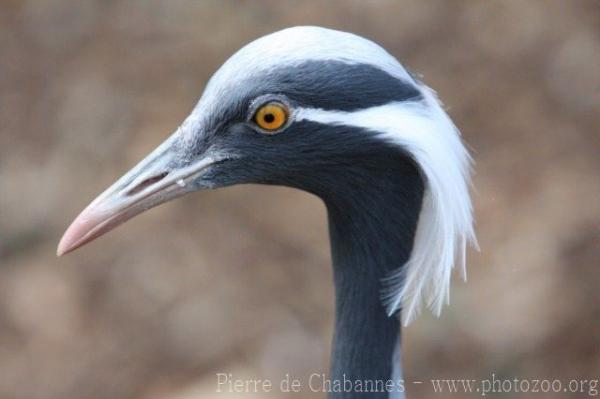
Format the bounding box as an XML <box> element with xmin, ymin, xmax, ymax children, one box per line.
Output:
<box><xmin>126</xmin><ymin>172</ymin><xmax>169</xmax><ymax>196</ymax></box>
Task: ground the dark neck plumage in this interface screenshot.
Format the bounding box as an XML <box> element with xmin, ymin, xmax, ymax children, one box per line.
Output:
<box><xmin>322</xmin><ymin>152</ymin><xmax>424</xmax><ymax>399</ymax></box>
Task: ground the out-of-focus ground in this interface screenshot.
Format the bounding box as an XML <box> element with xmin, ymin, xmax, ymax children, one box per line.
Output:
<box><xmin>1</xmin><ymin>1</ymin><xmax>599</xmax><ymax>398</ymax></box>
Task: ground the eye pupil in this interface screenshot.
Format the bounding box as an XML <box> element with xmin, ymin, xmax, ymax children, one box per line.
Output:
<box><xmin>263</xmin><ymin>113</ymin><xmax>275</xmax><ymax>123</ymax></box>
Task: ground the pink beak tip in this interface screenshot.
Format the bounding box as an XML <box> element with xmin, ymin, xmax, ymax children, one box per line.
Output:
<box><xmin>56</xmin><ymin>222</ymin><xmax>81</xmax><ymax>257</ymax></box>
<box><xmin>56</xmin><ymin>209</ymin><xmax>99</xmax><ymax>257</ymax></box>
<box><xmin>56</xmin><ymin>237</ymin><xmax>72</xmax><ymax>257</ymax></box>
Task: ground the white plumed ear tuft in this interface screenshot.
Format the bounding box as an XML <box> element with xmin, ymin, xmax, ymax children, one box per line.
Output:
<box><xmin>380</xmin><ymin>86</ymin><xmax>477</xmax><ymax>326</ymax></box>
<box><xmin>295</xmin><ymin>79</ymin><xmax>477</xmax><ymax>326</ymax></box>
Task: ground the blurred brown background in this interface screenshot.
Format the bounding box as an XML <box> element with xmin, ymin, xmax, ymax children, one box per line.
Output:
<box><xmin>1</xmin><ymin>1</ymin><xmax>599</xmax><ymax>398</ymax></box>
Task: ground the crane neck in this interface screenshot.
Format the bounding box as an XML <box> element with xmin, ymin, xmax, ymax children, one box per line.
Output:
<box><xmin>323</xmin><ymin>157</ymin><xmax>423</xmax><ymax>399</ymax></box>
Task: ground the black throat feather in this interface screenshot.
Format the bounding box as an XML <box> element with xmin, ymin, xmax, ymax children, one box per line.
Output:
<box><xmin>324</xmin><ymin>139</ymin><xmax>423</xmax><ymax>398</ymax></box>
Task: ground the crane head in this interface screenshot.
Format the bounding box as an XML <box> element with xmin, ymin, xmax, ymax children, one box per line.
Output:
<box><xmin>58</xmin><ymin>26</ymin><xmax>476</xmax><ymax>324</ymax></box>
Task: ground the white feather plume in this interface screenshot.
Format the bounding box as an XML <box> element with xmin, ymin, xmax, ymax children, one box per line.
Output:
<box><xmin>296</xmin><ymin>88</ymin><xmax>477</xmax><ymax>326</ymax></box>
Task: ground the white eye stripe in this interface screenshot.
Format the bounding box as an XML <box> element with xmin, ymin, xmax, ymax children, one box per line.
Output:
<box><xmin>296</xmin><ymin>89</ymin><xmax>476</xmax><ymax>326</ymax></box>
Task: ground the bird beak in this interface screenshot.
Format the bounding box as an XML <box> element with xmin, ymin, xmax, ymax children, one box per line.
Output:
<box><xmin>57</xmin><ymin>132</ymin><xmax>222</xmax><ymax>256</ymax></box>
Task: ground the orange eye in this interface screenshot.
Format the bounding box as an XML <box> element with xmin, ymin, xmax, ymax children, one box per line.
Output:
<box><xmin>253</xmin><ymin>102</ymin><xmax>288</xmax><ymax>132</ymax></box>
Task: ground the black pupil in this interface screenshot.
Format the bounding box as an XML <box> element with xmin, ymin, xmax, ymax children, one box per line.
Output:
<box><xmin>263</xmin><ymin>113</ymin><xmax>275</xmax><ymax>123</ymax></box>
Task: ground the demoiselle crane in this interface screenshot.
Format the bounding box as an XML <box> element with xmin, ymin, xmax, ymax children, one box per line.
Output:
<box><xmin>58</xmin><ymin>27</ymin><xmax>476</xmax><ymax>398</ymax></box>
